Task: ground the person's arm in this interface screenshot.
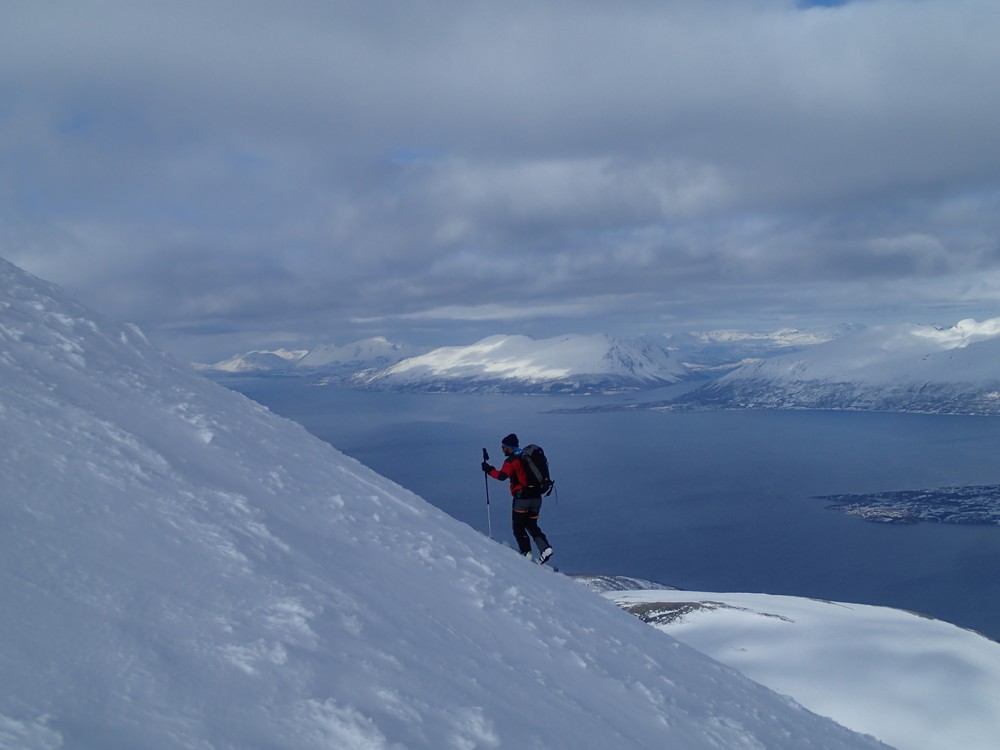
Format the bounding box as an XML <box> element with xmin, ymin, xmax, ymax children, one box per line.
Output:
<box><xmin>506</xmin><ymin>457</ymin><xmax>529</xmax><ymax>495</ymax></box>
<box><xmin>491</xmin><ymin>460</ymin><xmax>511</xmax><ymax>481</ymax></box>
<box><xmin>482</xmin><ymin>461</ymin><xmax>508</xmax><ymax>481</ymax></box>
<box><xmin>485</xmin><ymin>457</ymin><xmax>518</xmax><ymax>483</ymax></box>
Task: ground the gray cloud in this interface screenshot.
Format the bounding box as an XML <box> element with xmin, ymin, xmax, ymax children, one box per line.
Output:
<box><xmin>3</xmin><ymin>0</ymin><xmax>1000</xmax><ymax>360</ymax></box>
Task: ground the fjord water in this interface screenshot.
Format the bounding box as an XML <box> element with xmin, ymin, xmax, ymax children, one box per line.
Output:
<box><xmin>224</xmin><ymin>377</ymin><xmax>1000</xmax><ymax>641</ymax></box>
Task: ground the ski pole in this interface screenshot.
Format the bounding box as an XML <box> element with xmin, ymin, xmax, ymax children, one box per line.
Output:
<box><xmin>482</xmin><ymin>447</ymin><xmax>493</xmax><ymax>539</ymax></box>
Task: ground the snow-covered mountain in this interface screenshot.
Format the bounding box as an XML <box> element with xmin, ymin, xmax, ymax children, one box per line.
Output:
<box><xmin>199</xmin><ymin>327</ymin><xmax>851</xmax><ymax>392</ymax></box>
<box><xmin>1</xmin><ymin>256</ymin><xmax>898</xmax><ymax>749</ymax></box>
<box><xmin>665</xmin><ymin>325</ymin><xmax>860</xmax><ymax>371</ymax></box>
<box><xmin>675</xmin><ymin>318</ymin><xmax>1000</xmax><ymax>415</ymax></box>
<box><xmin>359</xmin><ymin>333</ymin><xmax>692</xmax><ymax>393</ymax></box>
<box><xmin>198</xmin><ymin>347</ymin><xmax>309</xmax><ymax>373</ymax></box>
<box><xmin>200</xmin><ymin>336</ymin><xmax>413</xmax><ymax>381</ymax></box>
<box><xmin>606</xmin><ymin>589</ymin><xmax>1000</xmax><ymax>750</ymax></box>
<box><xmin>295</xmin><ymin>335</ymin><xmax>413</xmax><ymax>371</ymax></box>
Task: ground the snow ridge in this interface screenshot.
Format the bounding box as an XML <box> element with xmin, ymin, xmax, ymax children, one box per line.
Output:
<box><xmin>0</xmin><ymin>255</ymin><xmax>889</xmax><ymax>749</ymax></box>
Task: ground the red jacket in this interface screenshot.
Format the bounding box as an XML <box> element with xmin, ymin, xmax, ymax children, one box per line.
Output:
<box><xmin>489</xmin><ymin>455</ymin><xmax>531</xmax><ymax>498</ymax></box>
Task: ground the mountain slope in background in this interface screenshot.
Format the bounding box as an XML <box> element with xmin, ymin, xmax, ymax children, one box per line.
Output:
<box><xmin>198</xmin><ymin>326</ymin><xmax>851</xmax><ymax>390</ymax></box>
<box><xmin>0</xmin><ymin>258</ymin><xmax>893</xmax><ymax>748</ymax></box>
<box><xmin>675</xmin><ymin>318</ymin><xmax>1000</xmax><ymax>414</ymax></box>
<box><xmin>295</xmin><ymin>335</ymin><xmax>414</xmax><ymax>372</ymax></box>
<box><xmin>201</xmin><ymin>336</ymin><xmax>414</xmax><ymax>381</ymax></box>
<box><xmin>198</xmin><ymin>347</ymin><xmax>309</xmax><ymax>373</ymax></box>
<box><xmin>359</xmin><ymin>333</ymin><xmax>691</xmax><ymax>393</ymax></box>
<box><xmin>665</xmin><ymin>325</ymin><xmax>860</xmax><ymax>370</ymax></box>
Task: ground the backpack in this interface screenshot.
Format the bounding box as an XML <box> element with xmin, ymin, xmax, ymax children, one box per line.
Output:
<box><xmin>519</xmin><ymin>444</ymin><xmax>554</xmax><ymax>497</ymax></box>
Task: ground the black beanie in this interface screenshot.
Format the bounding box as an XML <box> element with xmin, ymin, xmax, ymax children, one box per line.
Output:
<box><xmin>501</xmin><ymin>433</ymin><xmax>519</xmax><ymax>448</ymax></box>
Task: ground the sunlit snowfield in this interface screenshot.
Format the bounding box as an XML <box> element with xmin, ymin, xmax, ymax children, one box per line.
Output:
<box><xmin>223</xmin><ymin>377</ymin><xmax>1000</xmax><ymax>641</ymax></box>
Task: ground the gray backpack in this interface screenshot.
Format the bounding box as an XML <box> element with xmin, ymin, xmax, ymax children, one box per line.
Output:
<box><xmin>520</xmin><ymin>444</ymin><xmax>554</xmax><ymax>497</ymax></box>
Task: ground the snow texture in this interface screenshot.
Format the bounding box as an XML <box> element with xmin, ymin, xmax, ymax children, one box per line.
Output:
<box><xmin>1</xmin><ymin>255</ymin><xmax>891</xmax><ymax>749</ymax></box>
<box><xmin>609</xmin><ymin>590</ymin><xmax>1000</xmax><ymax>750</ymax></box>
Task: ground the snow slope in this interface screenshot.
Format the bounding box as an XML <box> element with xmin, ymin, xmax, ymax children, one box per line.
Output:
<box><xmin>607</xmin><ymin>590</ymin><xmax>1000</xmax><ymax>750</ymax></box>
<box><xmin>678</xmin><ymin>319</ymin><xmax>1000</xmax><ymax>414</ymax></box>
<box><xmin>361</xmin><ymin>333</ymin><xmax>690</xmax><ymax>393</ymax></box>
<box><xmin>0</xmin><ymin>256</ymin><xmax>890</xmax><ymax>749</ymax></box>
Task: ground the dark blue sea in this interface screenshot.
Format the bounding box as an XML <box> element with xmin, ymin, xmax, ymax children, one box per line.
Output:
<box><xmin>221</xmin><ymin>377</ymin><xmax>1000</xmax><ymax>641</ymax></box>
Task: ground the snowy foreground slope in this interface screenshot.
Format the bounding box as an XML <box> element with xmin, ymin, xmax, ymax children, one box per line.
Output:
<box><xmin>678</xmin><ymin>319</ymin><xmax>1000</xmax><ymax>414</ymax></box>
<box><xmin>0</xmin><ymin>259</ymin><xmax>891</xmax><ymax>749</ymax></box>
<box><xmin>606</xmin><ymin>590</ymin><xmax>1000</xmax><ymax>750</ymax></box>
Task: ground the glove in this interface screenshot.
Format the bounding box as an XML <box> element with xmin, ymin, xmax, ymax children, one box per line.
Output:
<box><xmin>481</xmin><ymin>462</ymin><xmax>493</xmax><ymax>473</ymax></box>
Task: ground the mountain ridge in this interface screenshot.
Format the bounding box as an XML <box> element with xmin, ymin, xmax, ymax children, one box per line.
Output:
<box><xmin>357</xmin><ymin>333</ymin><xmax>691</xmax><ymax>393</ymax></box>
<box><xmin>672</xmin><ymin>319</ymin><xmax>1000</xmax><ymax>415</ymax></box>
<box><xmin>197</xmin><ymin>327</ymin><xmax>857</xmax><ymax>394</ymax></box>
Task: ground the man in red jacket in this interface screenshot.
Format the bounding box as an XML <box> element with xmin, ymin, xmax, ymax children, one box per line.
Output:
<box><xmin>482</xmin><ymin>433</ymin><xmax>554</xmax><ymax>564</ymax></box>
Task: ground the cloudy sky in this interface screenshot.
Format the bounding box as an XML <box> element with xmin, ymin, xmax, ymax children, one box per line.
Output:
<box><xmin>4</xmin><ymin>0</ymin><xmax>1000</xmax><ymax>361</ymax></box>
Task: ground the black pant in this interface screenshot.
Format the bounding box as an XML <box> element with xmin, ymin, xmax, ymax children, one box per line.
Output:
<box><xmin>512</xmin><ymin>496</ymin><xmax>549</xmax><ymax>555</ymax></box>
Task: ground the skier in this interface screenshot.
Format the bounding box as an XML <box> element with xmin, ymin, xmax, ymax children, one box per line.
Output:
<box><xmin>482</xmin><ymin>433</ymin><xmax>554</xmax><ymax>564</ymax></box>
